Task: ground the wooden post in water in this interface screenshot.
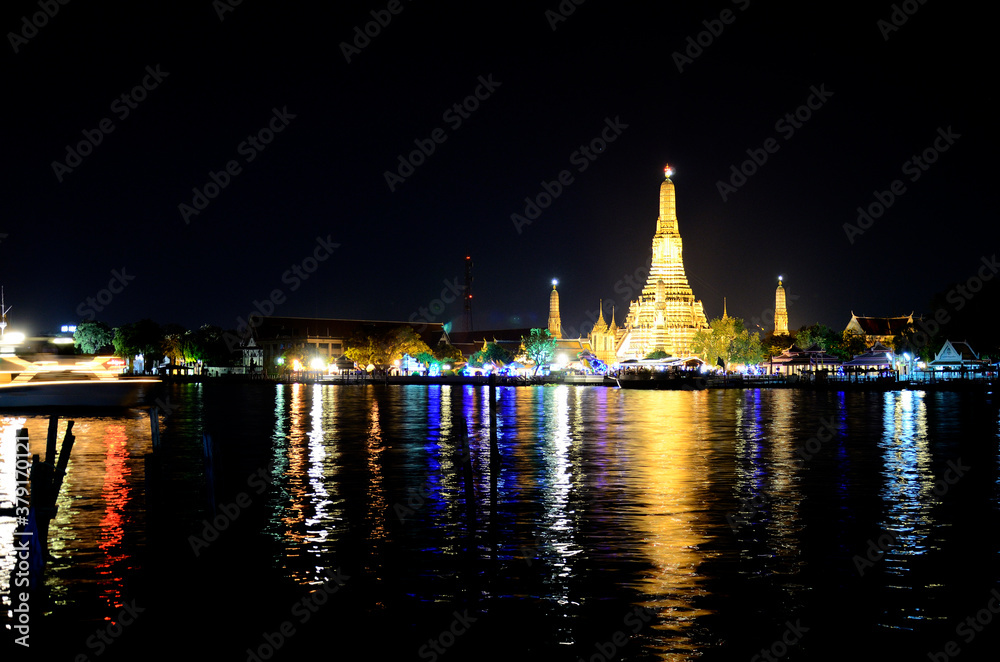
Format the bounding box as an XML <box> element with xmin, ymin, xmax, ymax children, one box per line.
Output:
<box><xmin>149</xmin><ymin>406</ymin><xmax>161</xmax><ymax>453</ymax></box>
<box><xmin>45</xmin><ymin>414</ymin><xmax>58</xmax><ymax>465</ymax></box>
<box><xmin>27</xmin><ymin>419</ymin><xmax>74</xmax><ymax>562</ymax></box>
<box><xmin>52</xmin><ymin>421</ymin><xmax>75</xmax><ymax>500</ymax></box>
<box><xmin>29</xmin><ymin>462</ymin><xmax>55</xmax><ymax>557</ymax></box>
<box><xmin>144</xmin><ymin>407</ymin><xmax>162</xmax><ymax>536</ymax></box>
<box><xmin>203</xmin><ymin>433</ymin><xmax>217</xmax><ymax>513</ymax></box>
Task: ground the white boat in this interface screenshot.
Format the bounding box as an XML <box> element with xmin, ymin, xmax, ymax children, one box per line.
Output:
<box><xmin>0</xmin><ymin>379</ymin><xmax>159</xmax><ymax>408</ymax></box>
<box><xmin>0</xmin><ymin>355</ymin><xmax>159</xmax><ymax>409</ymax></box>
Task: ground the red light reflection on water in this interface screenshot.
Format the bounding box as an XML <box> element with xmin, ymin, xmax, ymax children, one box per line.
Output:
<box><xmin>96</xmin><ymin>424</ymin><xmax>130</xmax><ymax>610</ymax></box>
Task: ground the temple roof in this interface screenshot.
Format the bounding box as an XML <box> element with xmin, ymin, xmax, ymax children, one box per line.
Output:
<box><xmin>447</xmin><ymin>328</ymin><xmax>533</xmax><ymax>357</ymax></box>
<box><xmin>929</xmin><ymin>340</ymin><xmax>982</xmax><ymax>366</ymax></box>
<box><xmin>592</xmin><ymin>302</ymin><xmax>608</xmax><ymax>333</ymax></box>
<box><xmin>948</xmin><ymin>341</ymin><xmax>978</xmax><ymax>360</ymax></box>
<box><xmin>846</xmin><ymin>313</ymin><xmax>913</xmax><ymax>336</ymax></box>
<box><xmin>250</xmin><ymin>316</ymin><xmax>446</xmax><ymax>348</ymax></box>
<box><xmin>770</xmin><ymin>343</ymin><xmax>842</xmax><ymax>364</ymax></box>
<box><xmin>448</xmin><ymin>328</ymin><xmax>534</xmax><ymax>344</ymax></box>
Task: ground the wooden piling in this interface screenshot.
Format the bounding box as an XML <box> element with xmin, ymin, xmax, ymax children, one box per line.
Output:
<box><xmin>45</xmin><ymin>414</ymin><xmax>58</xmax><ymax>465</ymax></box>
<box><xmin>149</xmin><ymin>406</ymin><xmax>161</xmax><ymax>452</ymax></box>
<box><xmin>28</xmin><ymin>454</ymin><xmax>54</xmax><ymax>555</ymax></box>
<box><xmin>27</xmin><ymin>419</ymin><xmax>75</xmax><ymax>562</ymax></box>
<box><xmin>52</xmin><ymin>421</ymin><xmax>75</xmax><ymax>499</ymax></box>
<box><xmin>203</xmin><ymin>433</ymin><xmax>217</xmax><ymax>513</ymax></box>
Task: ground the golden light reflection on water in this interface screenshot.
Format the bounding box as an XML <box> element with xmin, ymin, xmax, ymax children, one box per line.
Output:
<box><xmin>280</xmin><ymin>383</ymin><xmax>309</xmax><ymax>546</ymax></box>
<box><xmin>0</xmin><ymin>384</ymin><xmax>993</xmax><ymax>658</ymax></box>
<box><xmin>131</xmin><ymin>384</ymin><xmax>985</xmax><ymax>657</ymax></box>
<box><xmin>364</xmin><ymin>389</ymin><xmax>388</xmax><ymax>586</ymax></box>
<box><xmin>266</xmin><ymin>384</ymin><xmax>348</xmax><ymax>586</ymax></box>
<box><xmin>623</xmin><ymin>391</ymin><xmax>716</xmax><ymax>660</ymax></box>
<box><xmin>303</xmin><ymin>386</ymin><xmax>341</xmax><ymax>576</ymax></box>
<box><xmin>877</xmin><ymin>390</ymin><xmax>935</xmax><ymax>629</ymax></box>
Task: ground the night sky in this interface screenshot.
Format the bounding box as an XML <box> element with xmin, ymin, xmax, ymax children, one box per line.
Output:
<box><xmin>2</xmin><ymin>1</ymin><xmax>991</xmax><ymax>339</ymax></box>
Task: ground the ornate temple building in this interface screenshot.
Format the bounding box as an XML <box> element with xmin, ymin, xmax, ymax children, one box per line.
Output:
<box><xmin>774</xmin><ymin>276</ymin><xmax>789</xmax><ymax>335</ymax></box>
<box><xmin>844</xmin><ymin>312</ymin><xmax>914</xmax><ymax>346</ymax></box>
<box><xmin>589</xmin><ymin>303</ymin><xmax>617</xmax><ymax>363</ymax></box>
<box><xmin>590</xmin><ymin>166</ymin><xmax>708</xmax><ymax>361</ymax></box>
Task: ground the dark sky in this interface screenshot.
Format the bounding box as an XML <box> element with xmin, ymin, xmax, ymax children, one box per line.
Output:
<box><xmin>2</xmin><ymin>1</ymin><xmax>991</xmax><ymax>338</ymax></box>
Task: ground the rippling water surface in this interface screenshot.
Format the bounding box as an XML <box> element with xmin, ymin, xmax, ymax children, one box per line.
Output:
<box><xmin>2</xmin><ymin>384</ymin><xmax>999</xmax><ymax>660</ymax></box>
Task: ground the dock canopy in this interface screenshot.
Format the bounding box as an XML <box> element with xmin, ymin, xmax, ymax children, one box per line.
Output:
<box><xmin>763</xmin><ymin>343</ymin><xmax>842</xmax><ymax>375</ymax></box>
<box><xmin>843</xmin><ymin>342</ymin><xmax>894</xmax><ymax>368</ymax></box>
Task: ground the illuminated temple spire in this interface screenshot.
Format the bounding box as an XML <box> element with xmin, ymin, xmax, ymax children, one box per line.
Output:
<box><xmin>548</xmin><ymin>279</ymin><xmax>562</xmax><ymax>338</ymax></box>
<box><xmin>593</xmin><ymin>300</ymin><xmax>608</xmax><ymax>333</ymax></box>
<box><xmin>657</xmin><ymin>164</ymin><xmax>678</xmax><ymax>234</ymax></box>
<box><xmin>644</xmin><ymin>165</ymin><xmax>695</xmax><ymax>299</ymax></box>
<box><xmin>774</xmin><ymin>276</ymin><xmax>789</xmax><ymax>335</ymax></box>
<box><xmin>616</xmin><ymin>164</ymin><xmax>708</xmax><ymax>358</ymax></box>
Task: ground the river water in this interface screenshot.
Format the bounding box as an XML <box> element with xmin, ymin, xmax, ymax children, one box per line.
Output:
<box><xmin>2</xmin><ymin>383</ymin><xmax>999</xmax><ymax>660</ymax></box>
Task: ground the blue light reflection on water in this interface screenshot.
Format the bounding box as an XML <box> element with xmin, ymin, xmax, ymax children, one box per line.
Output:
<box><xmin>219</xmin><ymin>386</ymin><xmax>997</xmax><ymax>657</ymax></box>
<box><xmin>3</xmin><ymin>384</ymin><xmax>998</xmax><ymax>660</ymax></box>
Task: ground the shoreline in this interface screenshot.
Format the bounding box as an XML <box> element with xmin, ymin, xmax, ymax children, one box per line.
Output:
<box><xmin>149</xmin><ymin>373</ymin><xmax>997</xmax><ymax>393</ymax></box>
